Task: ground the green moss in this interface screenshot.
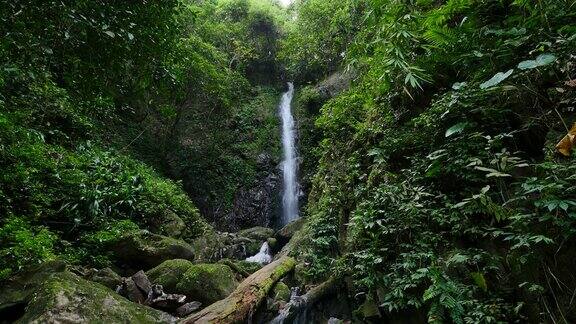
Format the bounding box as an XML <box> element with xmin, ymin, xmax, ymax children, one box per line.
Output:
<box><xmin>219</xmin><ymin>259</ymin><xmax>263</xmax><ymax>277</ymax></box>
<box><xmin>112</xmin><ymin>231</ymin><xmax>195</xmax><ymax>269</ymax></box>
<box><xmin>176</xmin><ymin>264</ymin><xmax>238</xmax><ymax>304</ymax></box>
<box><xmin>272</xmin><ymin>281</ymin><xmax>290</xmax><ymax>302</ymax></box>
<box><xmin>18</xmin><ymin>272</ymin><xmax>174</xmax><ymax>323</ymax></box>
<box><xmin>146</xmin><ymin>259</ymin><xmax>194</xmax><ymax>292</ymax></box>
<box><xmin>238</xmin><ymin>227</ymin><xmax>274</xmax><ymax>241</ymax></box>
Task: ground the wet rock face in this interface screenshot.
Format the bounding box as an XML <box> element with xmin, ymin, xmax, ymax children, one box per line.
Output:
<box><xmin>233</xmin><ymin>157</ymin><xmax>281</xmax><ymax>230</ymax></box>
<box><xmin>214</xmin><ymin>152</ymin><xmax>282</xmax><ymax>232</ymax></box>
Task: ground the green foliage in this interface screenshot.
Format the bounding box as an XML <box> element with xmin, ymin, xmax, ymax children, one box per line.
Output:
<box><xmin>0</xmin><ymin>217</ymin><xmax>57</xmax><ymax>280</ymax></box>
<box><xmin>280</xmin><ymin>0</ymin><xmax>359</xmax><ymax>82</ymax></box>
<box><xmin>293</xmin><ymin>0</ymin><xmax>576</xmax><ymax>322</ymax></box>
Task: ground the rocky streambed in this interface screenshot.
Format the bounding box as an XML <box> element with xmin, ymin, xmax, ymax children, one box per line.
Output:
<box><xmin>0</xmin><ymin>220</ymin><xmax>310</xmax><ymax>324</ymax></box>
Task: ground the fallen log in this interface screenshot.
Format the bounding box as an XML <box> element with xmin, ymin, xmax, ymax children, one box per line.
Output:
<box><xmin>270</xmin><ymin>277</ymin><xmax>339</xmax><ymax>324</ymax></box>
<box><xmin>181</xmin><ymin>256</ymin><xmax>296</xmax><ymax>324</ymax></box>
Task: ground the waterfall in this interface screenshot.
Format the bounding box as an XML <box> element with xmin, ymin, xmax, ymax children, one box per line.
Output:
<box><xmin>279</xmin><ymin>82</ymin><xmax>300</xmax><ymax>225</ymax></box>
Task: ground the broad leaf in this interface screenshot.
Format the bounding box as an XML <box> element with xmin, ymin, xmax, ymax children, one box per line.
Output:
<box><xmin>445</xmin><ymin>122</ymin><xmax>468</xmax><ymax>137</ymax></box>
<box><xmin>480</xmin><ymin>69</ymin><xmax>514</xmax><ymax>89</ymax></box>
<box><xmin>518</xmin><ymin>53</ymin><xmax>557</xmax><ymax>70</ymax></box>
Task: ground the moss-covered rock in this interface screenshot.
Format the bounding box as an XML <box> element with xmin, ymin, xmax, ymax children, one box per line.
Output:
<box><xmin>175</xmin><ymin>264</ymin><xmax>238</xmax><ymax>305</ymax></box>
<box><xmin>113</xmin><ymin>231</ymin><xmax>195</xmax><ymax>269</ymax></box>
<box><xmin>18</xmin><ymin>272</ymin><xmax>175</xmax><ymax>323</ymax></box>
<box><xmin>218</xmin><ymin>259</ymin><xmax>263</xmax><ymax>278</ymax></box>
<box><xmin>267</xmin><ymin>237</ymin><xmax>278</xmax><ymax>251</ymax></box>
<box><xmin>276</xmin><ymin>218</ymin><xmax>306</xmax><ymax>245</ymax></box>
<box><xmin>271</xmin><ymin>281</ymin><xmax>291</xmax><ymax>302</ymax></box>
<box><xmin>146</xmin><ymin>209</ymin><xmax>186</xmax><ymax>239</ymax></box>
<box><xmin>146</xmin><ymin>259</ymin><xmax>194</xmax><ymax>293</ymax></box>
<box><xmin>237</xmin><ymin>227</ymin><xmax>275</xmax><ymax>242</ymax></box>
<box><xmin>0</xmin><ymin>260</ymin><xmax>67</xmax><ymax>318</ymax></box>
<box><xmin>85</xmin><ymin>267</ymin><xmax>123</xmax><ymax>290</ymax></box>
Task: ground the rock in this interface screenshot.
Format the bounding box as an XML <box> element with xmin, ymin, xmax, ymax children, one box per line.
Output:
<box><xmin>218</xmin><ymin>259</ymin><xmax>263</xmax><ymax>278</ymax></box>
<box><xmin>120</xmin><ymin>277</ymin><xmax>147</xmax><ymax>304</ymax></box>
<box><xmin>276</xmin><ymin>218</ymin><xmax>305</xmax><ymax>245</ymax></box>
<box><xmin>267</xmin><ymin>237</ymin><xmax>278</xmax><ymax>252</ymax></box>
<box><xmin>356</xmin><ymin>298</ymin><xmax>381</xmax><ymax>319</ymax></box>
<box><xmin>175</xmin><ymin>301</ymin><xmax>202</xmax><ymax>317</ymax></box>
<box><xmin>238</xmin><ymin>227</ymin><xmax>275</xmax><ymax>242</ymax></box>
<box><xmin>192</xmin><ymin>230</ymin><xmax>266</xmax><ymax>262</ymax></box>
<box><xmin>190</xmin><ymin>231</ymin><xmax>227</xmax><ymax>262</ymax></box>
<box><xmin>113</xmin><ymin>231</ymin><xmax>195</xmax><ymax>269</ymax></box>
<box><xmin>146</xmin><ymin>209</ymin><xmax>186</xmax><ymax>239</ymax></box>
<box><xmin>132</xmin><ymin>270</ymin><xmax>152</xmax><ymax>295</ymax></box>
<box><xmin>147</xmin><ymin>287</ymin><xmax>187</xmax><ymax>312</ymax></box>
<box><xmin>181</xmin><ymin>257</ymin><xmax>296</xmax><ymax>324</ymax></box>
<box><xmin>271</xmin><ymin>281</ymin><xmax>291</xmax><ymax>303</ymax></box>
<box><xmin>146</xmin><ymin>259</ymin><xmax>194</xmax><ymax>293</ymax></box>
<box><xmin>17</xmin><ymin>271</ymin><xmax>175</xmax><ymax>323</ymax></box>
<box><xmin>0</xmin><ymin>261</ymin><xmax>68</xmax><ymax>321</ymax></box>
<box><xmin>86</xmin><ymin>267</ymin><xmax>122</xmax><ymax>290</ymax></box>
<box><xmin>146</xmin><ymin>260</ymin><xmax>238</xmax><ymax>305</ymax></box>
<box><xmin>175</xmin><ymin>264</ymin><xmax>238</xmax><ymax>305</ymax></box>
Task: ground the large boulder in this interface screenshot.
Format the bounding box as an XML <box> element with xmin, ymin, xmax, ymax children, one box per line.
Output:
<box><xmin>84</xmin><ymin>267</ymin><xmax>122</xmax><ymax>290</ymax></box>
<box><xmin>147</xmin><ymin>261</ymin><xmax>238</xmax><ymax>305</ymax></box>
<box><xmin>17</xmin><ymin>272</ymin><xmax>175</xmax><ymax>323</ymax></box>
<box><xmin>0</xmin><ymin>261</ymin><xmax>67</xmax><ymax>322</ymax></box>
<box><xmin>145</xmin><ymin>209</ymin><xmax>186</xmax><ymax>239</ymax></box>
<box><xmin>175</xmin><ymin>263</ymin><xmax>238</xmax><ymax>305</ymax></box>
<box><xmin>238</xmin><ymin>227</ymin><xmax>275</xmax><ymax>242</ymax></box>
<box><xmin>146</xmin><ymin>259</ymin><xmax>195</xmax><ymax>293</ymax></box>
<box><xmin>113</xmin><ymin>231</ymin><xmax>195</xmax><ymax>269</ymax></box>
<box><xmin>276</xmin><ymin>218</ymin><xmax>305</xmax><ymax>246</ymax></box>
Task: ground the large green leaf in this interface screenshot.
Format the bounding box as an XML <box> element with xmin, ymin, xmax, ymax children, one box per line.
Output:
<box><xmin>517</xmin><ymin>53</ymin><xmax>557</xmax><ymax>70</ymax></box>
<box><xmin>480</xmin><ymin>69</ymin><xmax>514</xmax><ymax>89</ymax></box>
<box><xmin>445</xmin><ymin>122</ymin><xmax>468</xmax><ymax>137</ymax></box>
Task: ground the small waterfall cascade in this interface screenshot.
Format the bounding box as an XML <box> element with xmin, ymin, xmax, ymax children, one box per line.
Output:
<box><xmin>279</xmin><ymin>82</ymin><xmax>300</xmax><ymax>225</ymax></box>
<box><xmin>245</xmin><ymin>242</ymin><xmax>272</xmax><ymax>265</ymax></box>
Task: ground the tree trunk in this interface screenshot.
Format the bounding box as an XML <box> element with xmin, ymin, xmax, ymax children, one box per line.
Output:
<box><xmin>181</xmin><ymin>257</ymin><xmax>296</xmax><ymax>324</ymax></box>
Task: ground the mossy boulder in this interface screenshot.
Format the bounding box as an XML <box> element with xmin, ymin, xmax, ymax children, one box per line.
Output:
<box><xmin>271</xmin><ymin>281</ymin><xmax>290</xmax><ymax>302</ymax></box>
<box><xmin>238</xmin><ymin>227</ymin><xmax>274</xmax><ymax>242</ymax></box>
<box><xmin>276</xmin><ymin>218</ymin><xmax>305</xmax><ymax>245</ymax></box>
<box><xmin>175</xmin><ymin>264</ymin><xmax>238</xmax><ymax>305</ymax></box>
<box><xmin>113</xmin><ymin>231</ymin><xmax>195</xmax><ymax>269</ymax></box>
<box><xmin>0</xmin><ymin>260</ymin><xmax>68</xmax><ymax>319</ymax></box>
<box><xmin>218</xmin><ymin>259</ymin><xmax>263</xmax><ymax>278</ymax></box>
<box><xmin>145</xmin><ymin>209</ymin><xmax>187</xmax><ymax>239</ymax></box>
<box><xmin>17</xmin><ymin>272</ymin><xmax>175</xmax><ymax>323</ymax></box>
<box><xmin>85</xmin><ymin>268</ymin><xmax>122</xmax><ymax>290</ymax></box>
<box><xmin>146</xmin><ymin>259</ymin><xmax>195</xmax><ymax>293</ymax></box>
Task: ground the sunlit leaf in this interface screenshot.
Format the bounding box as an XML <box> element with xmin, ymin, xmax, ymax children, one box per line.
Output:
<box><xmin>517</xmin><ymin>53</ymin><xmax>557</xmax><ymax>70</ymax></box>
<box><xmin>480</xmin><ymin>69</ymin><xmax>514</xmax><ymax>89</ymax></box>
<box><xmin>445</xmin><ymin>122</ymin><xmax>468</xmax><ymax>137</ymax></box>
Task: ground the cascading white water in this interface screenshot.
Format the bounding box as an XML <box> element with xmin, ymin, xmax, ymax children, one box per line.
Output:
<box><xmin>279</xmin><ymin>82</ymin><xmax>300</xmax><ymax>225</ymax></box>
<box><xmin>245</xmin><ymin>242</ymin><xmax>272</xmax><ymax>265</ymax></box>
